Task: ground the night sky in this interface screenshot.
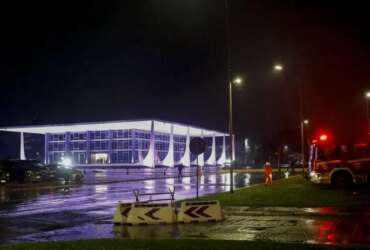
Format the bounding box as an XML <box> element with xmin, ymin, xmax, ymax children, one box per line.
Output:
<box><xmin>1</xmin><ymin>0</ymin><xmax>370</xmax><ymax>149</ymax></box>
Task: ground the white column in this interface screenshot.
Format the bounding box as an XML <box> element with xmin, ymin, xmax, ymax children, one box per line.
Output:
<box><xmin>198</xmin><ymin>130</ymin><xmax>204</xmax><ymax>167</ymax></box>
<box><xmin>180</xmin><ymin>127</ymin><xmax>190</xmax><ymax>167</ymax></box>
<box><xmin>20</xmin><ymin>132</ymin><xmax>26</xmax><ymax>160</ymax></box>
<box><xmin>152</xmin><ymin>121</ymin><xmax>156</xmax><ymax>167</ymax></box>
<box><xmin>217</xmin><ymin>136</ymin><xmax>226</xmax><ymax>165</ymax></box>
<box><xmin>206</xmin><ymin>134</ymin><xmax>216</xmax><ymax>165</ymax></box>
<box><xmin>108</xmin><ymin>131</ymin><xmax>113</xmax><ymax>164</ymax></box>
<box><xmin>44</xmin><ymin>134</ymin><xmax>49</xmax><ymax>164</ymax></box>
<box><xmin>162</xmin><ymin>124</ymin><xmax>174</xmax><ymax>167</ymax></box>
<box><xmin>142</xmin><ymin>120</ymin><xmax>155</xmax><ymax>168</ymax></box>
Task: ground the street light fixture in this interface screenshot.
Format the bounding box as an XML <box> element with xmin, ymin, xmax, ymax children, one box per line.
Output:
<box><xmin>274</xmin><ymin>64</ymin><xmax>284</xmax><ymax>72</ymax></box>
<box><xmin>300</xmin><ymin>119</ymin><xmax>309</xmax><ymax>176</ymax></box>
<box><xmin>229</xmin><ymin>76</ymin><xmax>242</xmax><ymax>193</ymax></box>
<box><xmin>233</xmin><ymin>77</ymin><xmax>242</xmax><ymax>85</ymax></box>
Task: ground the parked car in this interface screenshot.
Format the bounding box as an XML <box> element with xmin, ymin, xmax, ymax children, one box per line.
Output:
<box><xmin>0</xmin><ymin>161</ymin><xmax>10</xmax><ymax>184</ymax></box>
<box><xmin>0</xmin><ymin>159</ymin><xmax>84</xmax><ymax>184</ymax></box>
<box><xmin>0</xmin><ymin>160</ymin><xmax>43</xmax><ymax>183</ymax></box>
<box><xmin>39</xmin><ymin>164</ymin><xmax>58</xmax><ymax>181</ymax></box>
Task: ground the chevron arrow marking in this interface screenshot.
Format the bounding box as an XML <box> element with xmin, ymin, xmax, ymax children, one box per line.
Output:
<box><xmin>121</xmin><ymin>207</ymin><xmax>131</xmax><ymax>218</ymax></box>
<box><xmin>144</xmin><ymin>208</ymin><xmax>160</xmax><ymax>220</ymax></box>
<box><xmin>184</xmin><ymin>206</ymin><xmax>199</xmax><ymax>218</ymax></box>
<box><xmin>195</xmin><ymin>206</ymin><xmax>211</xmax><ymax>217</ymax></box>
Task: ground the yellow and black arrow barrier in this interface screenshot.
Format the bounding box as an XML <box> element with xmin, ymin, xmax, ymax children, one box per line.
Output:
<box><xmin>177</xmin><ymin>200</ymin><xmax>224</xmax><ymax>223</ymax></box>
<box><xmin>113</xmin><ymin>199</ymin><xmax>224</xmax><ymax>225</ymax></box>
<box><xmin>113</xmin><ymin>202</ymin><xmax>132</xmax><ymax>225</ymax></box>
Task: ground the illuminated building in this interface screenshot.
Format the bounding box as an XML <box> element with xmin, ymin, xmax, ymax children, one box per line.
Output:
<box><xmin>0</xmin><ymin>120</ymin><xmax>230</xmax><ymax>167</ymax></box>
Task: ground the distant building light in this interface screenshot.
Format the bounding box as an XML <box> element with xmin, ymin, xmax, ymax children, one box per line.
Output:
<box><xmin>244</xmin><ymin>138</ymin><xmax>250</xmax><ymax>152</ymax></box>
<box><xmin>61</xmin><ymin>157</ymin><xmax>72</xmax><ymax>168</ymax></box>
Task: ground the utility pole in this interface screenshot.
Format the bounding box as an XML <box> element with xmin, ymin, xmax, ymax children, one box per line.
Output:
<box><xmin>225</xmin><ymin>0</ymin><xmax>234</xmax><ymax>193</ymax></box>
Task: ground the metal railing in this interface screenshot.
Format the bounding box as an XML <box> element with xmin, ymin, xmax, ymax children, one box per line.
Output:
<box><xmin>132</xmin><ymin>187</ymin><xmax>175</xmax><ymax>205</ymax></box>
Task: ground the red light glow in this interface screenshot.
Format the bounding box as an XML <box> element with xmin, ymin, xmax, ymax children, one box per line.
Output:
<box><xmin>320</xmin><ymin>134</ymin><xmax>328</xmax><ymax>141</ymax></box>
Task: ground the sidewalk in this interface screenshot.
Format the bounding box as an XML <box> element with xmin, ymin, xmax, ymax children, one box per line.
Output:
<box><xmin>225</xmin><ymin>206</ymin><xmax>370</xmax><ymax>217</ymax></box>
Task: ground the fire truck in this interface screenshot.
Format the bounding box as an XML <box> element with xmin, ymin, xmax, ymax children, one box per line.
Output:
<box><xmin>308</xmin><ymin>134</ymin><xmax>370</xmax><ymax>187</ymax></box>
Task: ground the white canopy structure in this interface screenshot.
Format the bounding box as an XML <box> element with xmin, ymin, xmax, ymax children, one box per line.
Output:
<box><xmin>0</xmin><ymin>120</ymin><xmax>226</xmax><ymax>136</ymax></box>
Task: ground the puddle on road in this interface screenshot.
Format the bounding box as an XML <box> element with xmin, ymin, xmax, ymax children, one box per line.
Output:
<box><xmin>112</xmin><ymin>215</ymin><xmax>370</xmax><ymax>245</ymax></box>
<box><xmin>309</xmin><ymin>217</ymin><xmax>370</xmax><ymax>245</ymax></box>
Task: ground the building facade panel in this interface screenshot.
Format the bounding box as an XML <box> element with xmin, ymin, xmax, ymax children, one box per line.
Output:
<box><xmin>45</xmin><ymin>128</ymin><xmax>201</xmax><ymax>166</ymax></box>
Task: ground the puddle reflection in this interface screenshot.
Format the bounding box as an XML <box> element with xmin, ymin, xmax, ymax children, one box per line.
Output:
<box><xmin>314</xmin><ymin>218</ymin><xmax>370</xmax><ymax>245</ymax></box>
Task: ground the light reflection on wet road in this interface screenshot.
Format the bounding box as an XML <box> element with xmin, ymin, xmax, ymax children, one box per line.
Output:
<box><xmin>0</xmin><ymin>168</ymin><xmax>369</xmax><ymax>247</ymax></box>
<box><xmin>0</xmin><ymin>168</ymin><xmax>257</xmax><ymax>218</ymax></box>
<box><xmin>0</xmin><ymin>168</ymin><xmax>261</xmax><ymax>243</ymax></box>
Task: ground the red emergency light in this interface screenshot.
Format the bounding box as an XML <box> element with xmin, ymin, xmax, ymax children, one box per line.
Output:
<box><xmin>311</xmin><ymin>129</ymin><xmax>332</xmax><ymax>145</ymax></box>
<box><xmin>319</xmin><ymin>134</ymin><xmax>328</xmax><ymax>142</ymax></box>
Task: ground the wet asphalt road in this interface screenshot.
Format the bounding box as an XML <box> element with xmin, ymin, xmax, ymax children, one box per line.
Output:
<box><xmin>0</xmin><ymin>168</ymin><xmax>261</xmax><ymax>243</ymax></box>
<box><xmin>0</xmin><ymin>168</ymin><xmax>369</xmax><ymax>246</ymax></box>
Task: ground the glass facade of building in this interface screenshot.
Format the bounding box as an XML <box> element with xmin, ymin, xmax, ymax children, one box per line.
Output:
<box><xmin>46</xmin><ymin>129</ymin><xmax>187</xmax><ymax>165</ymax></box>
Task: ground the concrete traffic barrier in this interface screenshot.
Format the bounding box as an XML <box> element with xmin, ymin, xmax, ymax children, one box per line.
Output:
<box><xmin>113</xmin><ymin>202</ymin><xmax>132</xmax><ymax>225</ymax></box>
<box><xmin>126</xmin><ymin>203</ymin><xmax>176</xmax><ymax>225</ymax></box>
<box><xmin>177</xmin><ymin>200</ymin><xmax>224</xmax><ymax>223</ymax></box>
<box><xmin>114</xmin><ymin>224</ymin><xmax>178</xmax><ymax>239</ymax></box>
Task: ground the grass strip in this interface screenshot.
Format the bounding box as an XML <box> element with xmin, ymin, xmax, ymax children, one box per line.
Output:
<box><xmin>197</xmin><ymin>176</ymin><xmax>369</xmax><ymax>207</ymax></box>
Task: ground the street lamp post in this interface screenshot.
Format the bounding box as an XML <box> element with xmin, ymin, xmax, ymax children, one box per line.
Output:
<box><xmin>224</xmin><ymin>0</ymin><xmax>235</xmax><ymax>193</ymax></box>
<box><xmin>365</xmin><ymin>92</ymin><xmax>370</xmax><ymax>137</ymax></box>
<box><xmin>274</xmin><ymin>63</ymin><xmax>308</xmax><ymax>175</ymax></box>
<box><xmin>229</xmin><ymin>77</ymin><xmax>242</xmax><ymax>193</ymax></box>
<box><xmin>229</xmin><ymin>80</ymin><xmax>233</xmax><ymax>193</ymax></box>
<box><xmin>300</xmin><ymin>119</ymin><xmax>309</xmax><ymax>176</ymax></box>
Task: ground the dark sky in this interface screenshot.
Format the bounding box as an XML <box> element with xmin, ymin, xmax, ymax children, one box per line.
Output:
<box><xmin>1</xmin><ymin>0</ymin><xmax>370</xmax><ymax>147</ymax></box>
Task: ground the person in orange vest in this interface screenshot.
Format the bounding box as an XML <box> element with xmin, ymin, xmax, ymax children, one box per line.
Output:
<box><xmin>264</xmin><ymin>161</ymin><xmax>273</xmax><ymax>185</ymax></box>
